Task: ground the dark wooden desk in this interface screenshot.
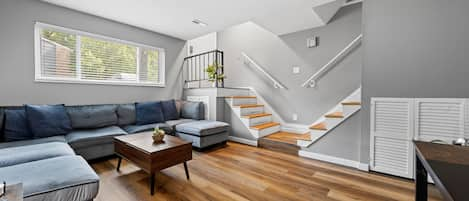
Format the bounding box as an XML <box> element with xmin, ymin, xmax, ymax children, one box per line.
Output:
<box><xmin>414</xmin><ymin>141</ymin><xmax>469</xmax><ymax>201</ymax></box>
<box><xmin>114</xmin><ymin>132</ymin><xmax>192</xmax><ymax>195</ymax></box>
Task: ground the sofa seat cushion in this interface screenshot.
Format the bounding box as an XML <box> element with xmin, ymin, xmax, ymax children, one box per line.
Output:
<box><xmin>123</xmin><ymin>123</ymin><xmax>173</xmax><ymax>134</ymax></box>
<box><xmin>175</xmin><ymin>120</ymin><xmax>229</xmax><ymax>136</ymax></box>
<box><xmin>66</xmin><ymin>126</ymin><xmax>127</xmax><ymax>149</ymax></box>
<box><xmin>165</xmin><ymin>119</ymin><xmax>195</xmax><ymax>128</ymax></box>
<box><xmin>0</xmin><ymin>142</ymin><xmax>74</xmax><ymax>168</ymax></box>
<box><xmin>176</xmin><ymin>131</ymin><xmax>228</xmax><ymax>148</ymax></box>
<box><xmin>0</xmin><ymin>156</ymin><xmax>99</xmax><ymax>201</ymax></box>
<box><xmin>0</xmin><ymin>136</ymin><xmax>66</xmax><ymax>149</ymax></box>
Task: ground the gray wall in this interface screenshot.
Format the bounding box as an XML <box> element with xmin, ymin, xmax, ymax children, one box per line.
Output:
<box><xmin>0</xmin><ymin>0</ymin><xmax>186</xmax><ymax>106</ymax></box>
<box><xmin>217</xmin><ymin>4</ymin><xmax>363</xmax><ymax>161</ymax></box>
<box><xmin>361</xmin><ymin>0</ymin><xmax>469</xmax><ymax>163</ymax></box>
<box><xmin>218</xmin><ymin>4</ymin><xmax>362</xmax><ymax>125</ymax></box>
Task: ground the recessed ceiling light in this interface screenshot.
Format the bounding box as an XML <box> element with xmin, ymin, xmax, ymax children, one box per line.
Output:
<box><xmin>192</xmin><ymin>19</ymin><xmax>208</xmax><ymax>27</ymax></box>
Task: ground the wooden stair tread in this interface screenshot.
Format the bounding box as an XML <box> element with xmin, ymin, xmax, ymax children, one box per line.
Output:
<box><xmin>325</xmin><ymin>112</ymin><xmax>344</xmax><ymax>118</ymax></box>
<box><xmin>310</xmin><ymin>122</ymin><xmax>327</xmax><ymax>130</ymax></box>
<box><xmin>342</xmin><ymin>101</ymin><xmax>361</xmax><ymax>106</ymax></box>
<box><xmin>226</xmin><ymin>96</ymin><xmax>256</xmax><ymax>99</ymax></box>
<box><xmin>250</xmin><ymin>122</ymin><xmax>280</xmax><ymax>130</ymax></box>
<box><xmin>235</xmin><ymin>104</ymin><xmax>264</xmax><ymax>108</ymax></box>
<box><xmin>242</xmin><ymin>113</ymin><xmax>272</xmax><ymax>119</ymax></box>
<box><xmin>262</xmin><ymin>132</ymin><xmax>310</xmax><ymax>144</ymax></box>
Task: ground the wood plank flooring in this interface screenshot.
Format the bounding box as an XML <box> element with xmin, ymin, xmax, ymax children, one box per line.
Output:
<box><xmin>91</xmin><ymin>142</ymin><xmax>442</xmax><ymax>201</ymax></box>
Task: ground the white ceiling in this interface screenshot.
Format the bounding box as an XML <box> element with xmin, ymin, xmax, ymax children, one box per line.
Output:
<box><xmin>42</xmin><ymin>0</ymin><xmax>341</xmax><ymax>40</ymax></box>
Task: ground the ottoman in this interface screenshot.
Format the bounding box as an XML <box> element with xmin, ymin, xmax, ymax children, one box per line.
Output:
<box><xmin>175</xmin><ymin>120</ymin><xmax>229</xmax><ymax>148</ymax></box>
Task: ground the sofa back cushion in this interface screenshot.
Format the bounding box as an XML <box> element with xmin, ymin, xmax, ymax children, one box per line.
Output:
<box><xmin>161</xmin><ymin>100</ymin><xmax>179</xmax><ymax>121</ymax></box>
<box><xmin>0</xmin><ymin>108</ymin><xmax>4</xmax><ymax>140</ymax></box>
<box><xmin>25</xmin><ymin>104</ymin><xmax>72</xmax><ymax>138</ymax></box>
<box><xmin>117</xmin><ymin>104</ymin><xmax>136</xmax><ymax>126</ymax></box>
<box><xmin>135</xmin><ymin>101</ymin><xmax>164</xmax><ymax>125</ymax></box>
<box><xmin>4</xmin><ymin>108</ymin><xmax>33</xmax><ymax>142</ymax></box>
<box><xmin>181</xmin><ymin>101</ymin><xmax>205</xmax><ymax>120</ymax></box>
<box><xmin>66</xmin><ymin>105</ymin><xmax>118</xmax><ymax>129</ymax></box>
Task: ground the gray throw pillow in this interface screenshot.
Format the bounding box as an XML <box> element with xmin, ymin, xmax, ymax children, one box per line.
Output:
<box><xmin>181</xmin><ymin>101</ymin><xmax>205</xmax><ymax>120</ymax></box>
<box><xmin>117</xmin><ymin>104</ymin><xmax>136</xmax><ymax>126</ymax></box>
<box><xmin>66</xmin><ymin>105</ymin><xmax>118</xmax><ymax>129</ymax></box>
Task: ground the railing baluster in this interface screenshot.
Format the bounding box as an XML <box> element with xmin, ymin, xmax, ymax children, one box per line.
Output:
<box><xmin>183</xmin><ymin>50</ymin><xmax>224</xmax><ymax>89</ymax></box>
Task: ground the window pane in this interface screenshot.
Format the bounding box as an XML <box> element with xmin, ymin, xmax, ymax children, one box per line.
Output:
<box><xmin>40</xmin><ymin>30</ymin><xmax>77</xmax><ymax>78</ymax></box>
<box><xmin>36</xmin><ymin>23</ymin><xmax>164</xmax><ymax>86</ymax></box>
<box><xmin>140</xmin><ymin>49</ymin><xmax>159</xmax><ymax>82</ymax></box>
<box><xmin>80</xmin><ymin>36</ymin><xmax>137</xmax><ymax>81</ymax></box>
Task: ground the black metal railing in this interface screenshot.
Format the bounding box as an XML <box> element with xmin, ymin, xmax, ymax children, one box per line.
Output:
<box><xmin>183</xmin><ymin>50</ymin><xmax>224</xmax><ymax>88</ymax></box>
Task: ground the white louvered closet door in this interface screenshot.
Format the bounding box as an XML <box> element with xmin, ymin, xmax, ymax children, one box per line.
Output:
<box><xmin>414</xmin><ymin>99</ymin><xmax>465</xmax><ymax>143</ymax></box>
<box><xmin>370</xmin><ymin>98</ymin><xmax>414</xmax><ymax>179</ymax></box>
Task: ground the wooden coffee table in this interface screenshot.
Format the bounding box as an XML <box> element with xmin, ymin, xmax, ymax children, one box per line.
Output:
<box><xmin>114</xmin><ymin>132</ymin><xmax>192</xmax><ymax>195</ymax></box>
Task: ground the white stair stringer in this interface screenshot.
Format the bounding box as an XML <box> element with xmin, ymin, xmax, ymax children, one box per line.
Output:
<box><xmin>226</xmin><ymin>95</ymin><xmax>280</xmax><ymax>139</ymax></box>
<box><xmin>298</xmin><ymin>87</ymin><xmax>361</xmax><ymax>147</ymax></box>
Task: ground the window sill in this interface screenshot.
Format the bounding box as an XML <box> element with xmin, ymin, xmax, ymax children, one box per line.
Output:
<box><xmin>35</xmin><ymin>78</ymin><xmax>166</xmax><ymax>88</ymax></box>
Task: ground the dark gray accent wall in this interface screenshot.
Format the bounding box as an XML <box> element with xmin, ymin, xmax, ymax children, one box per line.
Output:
<box><xmin>361</xmin><ymin>0</ymin><xmax>469</xmax><ymax>163</ymax></box>
<box><xmin>218</xmin><ymin>4</ymin><xmax>362</xmax><ymax>125</ymax></box>
<box><xmin>0</xmin><ymin>0</ymin><xmax>186</xmax><ymax>106</ymax></box>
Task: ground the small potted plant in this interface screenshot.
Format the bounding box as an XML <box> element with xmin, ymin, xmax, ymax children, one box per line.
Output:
<box><xmin>205</xmin><ymin>63</ymin><xmax>225</xmax><ymax>87</ymax></box>
<box><xmin>152</xmin><ymin>127</ymin><xmax>165</xmax><ymax>143</ymax></box>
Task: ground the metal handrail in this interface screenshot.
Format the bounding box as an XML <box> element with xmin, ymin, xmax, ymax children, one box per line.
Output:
<box><xmin>241</xmin><ymin>52</ymin><xmax>286</xmax><ymax>89</ymax></box>
<box><xmin>301</xmin><ymin>34</ymin><xmax>362</xmax><ymax>88</ymax></box>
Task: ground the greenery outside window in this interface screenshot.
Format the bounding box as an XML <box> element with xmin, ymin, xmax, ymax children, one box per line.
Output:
<box><xmin>34</xmin><ymin>22</ymin><xmax>165</xmax><ymax>87</ymax></box>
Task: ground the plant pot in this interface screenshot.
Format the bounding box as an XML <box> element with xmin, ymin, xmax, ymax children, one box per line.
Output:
<box><xmin>152</xmin><ymin>134</ymin><xmax>165</xmax><ymax>143</ymax></box>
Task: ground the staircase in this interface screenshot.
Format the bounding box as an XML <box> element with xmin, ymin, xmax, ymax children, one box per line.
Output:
<box><xmin>226</xmin><ymin>95</ymin><xmax>310</xmax><ymax>155</ymax></box>
<box><xmin>298</xmin><ymin>87</ymin><xmax>361</xmax><ymax>147</ymax></box>
<box><xmin>225</xmin><ymin>96</ymin><xmax>281</xmax><ymax>138</ymax></box>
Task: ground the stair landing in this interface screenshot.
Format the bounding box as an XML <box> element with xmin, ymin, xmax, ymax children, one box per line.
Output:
<box><xmin>258</xmin><ymin>132</ymin><xmax>309</xmax><ymax>155</ymax></box>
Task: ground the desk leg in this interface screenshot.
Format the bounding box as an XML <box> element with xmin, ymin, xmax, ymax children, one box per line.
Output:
<box><xmin>150</xmin><ymin>173</ymin><xmax>155</xmax><ymax>195</ymax></box>
<box><xmin>415</xmin><ymin>155</ymin><xmax>428</xmax><ymax>201</ymax></box>
<box><xmin>184</xmin><ymin>162</ymin><xmax>190</xmax><ymax>180</ymax></box>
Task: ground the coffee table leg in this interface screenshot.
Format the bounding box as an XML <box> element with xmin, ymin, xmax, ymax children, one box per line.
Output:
<box><xmin>184</xmin><ymin>162</ymin><xmax>190</xmax><ymax>180</ymax></box>
<box><xmin>116</xmin><ymin>157</ymin><xmax>122</xmax><ymax>171</ymax></box>
<box><xmin>150</xmin><ymin>173</ymin><xmax>155</xmax><ymax>195</ymax></box>
<box><xmin>415</xmin><ymin>155</ymin><xmax>428</xmax><ymax>201</ymax></box>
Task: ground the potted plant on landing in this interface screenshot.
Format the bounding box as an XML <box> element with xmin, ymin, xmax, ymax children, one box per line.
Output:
<box><xmin>205</xmin><ymin>63</ymin><xmax>225</xmax><ymax>87</ymax></box>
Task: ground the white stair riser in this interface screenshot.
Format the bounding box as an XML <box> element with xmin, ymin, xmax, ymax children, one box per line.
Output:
<box><xmin>310</xmin><ymin>129</ymin><xmax>326</xmax><ymax>139</ymax></box>
<box><xmin>325</xmin><ymin>117</ymin><xmax>342</xmax><ymax>127</ymax></box>
<box><xmin>230</xmin><ymin>98</ymin><xmax>257</xmax><ymax>106</ymax></box>
<box><xmin>250</xmin><ymin>125</ymin><xmax>280</xmax><ymax>138</ymax></box>
<box><xmin>240</xmin><ymin>107</ymin><xmax>264</xmax><ymax>116</ymax></box>
<box><xmin>242</xmin><ymin>115</ymin><xmax>272</xmax><ymax>126</ymax></box>
<box><xmin>342</xmin><ymin>105</ymin><xmax>360</xmax><ymax>116</ymax></box>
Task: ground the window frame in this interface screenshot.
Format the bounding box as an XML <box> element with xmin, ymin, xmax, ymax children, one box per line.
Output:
<box><xmin>34</xmin><ymin>22</ymin><xmax>166</xmax><ymax>87</ymax></box>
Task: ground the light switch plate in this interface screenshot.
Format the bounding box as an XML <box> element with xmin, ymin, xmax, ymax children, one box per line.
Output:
<box><xmin>293</xmin><ymin>66</ymin><xmax>300</xmax><ymax>74</ymax></box>
<box><xmin>307</xmin><ymin>37</ymin><xmax>318</xmax><ymax>48</ymax></box>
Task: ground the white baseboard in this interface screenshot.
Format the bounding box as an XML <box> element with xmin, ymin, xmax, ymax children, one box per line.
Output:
<box><xmin>228</xmin><ymin>136</ymin><xmax>258</xmax><ymax>147</ymax></box>
<box><xmin>299</xmin><ymin>150</ymin><xmax>368</xmax><ymax>171</ymax></box>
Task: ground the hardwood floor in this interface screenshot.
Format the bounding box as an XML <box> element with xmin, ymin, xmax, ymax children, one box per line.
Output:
<box><xmin>91</xmin><ymin>142</ymin><xmax>442</xmax><ymax>201</ymax></box>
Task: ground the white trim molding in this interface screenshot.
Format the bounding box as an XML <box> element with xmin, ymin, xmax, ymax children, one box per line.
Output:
<box><xmin>299</xmin><ymin>150</ymin><xmax>368</xmax><ymax>171</ymax></box>
<box><xmin>228</xmin><ymin>136</ymin><xmax>258</xmax><ymax>147</ymax></box>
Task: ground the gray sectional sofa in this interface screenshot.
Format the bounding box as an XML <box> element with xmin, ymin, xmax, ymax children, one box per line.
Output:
<box><xmin>0</xmin><ymin>99</ymin><xmax>229</xmax><ymax>201</ymax></box>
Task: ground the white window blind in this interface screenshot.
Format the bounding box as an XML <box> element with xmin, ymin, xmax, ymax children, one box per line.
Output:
<box><xmin>34</xmin><ymin>22</ymin><xmax>165</xmax><ymax>87</ymax></box>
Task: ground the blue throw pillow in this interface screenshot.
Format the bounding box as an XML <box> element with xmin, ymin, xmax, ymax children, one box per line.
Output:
<box><xmin>4</xmin><ymin>108</ymin><xmax>33</xmax><ymax>142</ymax></box>
<box><xmin>25</xmin><ymin>104</ymin><xmax>72</xmax><ymax>138</ymax></box>
<box><xmin>161</xmin><ymin>99</ymin><xmax>178</xmax><ymax>121</ymax></box>
<box><xmin>135</xmin><ymin>101</ymin><xmax>164</xmax><ymax>125</ymax></box>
